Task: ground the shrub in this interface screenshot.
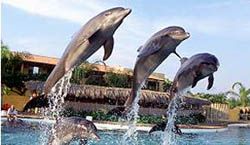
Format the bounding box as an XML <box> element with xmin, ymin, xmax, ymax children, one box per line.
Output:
<box><xmin>163</xmin><ymin>78</ymin><xmax>173</xmax><ymax>91</ymax></box>
<box><xmin>176</xmin><ymin>113</ymin><xmax>206</xmax><ymax>125</ymax></box>
<box><xmin>1</xmin><ymin>85</ymin><xmax>11</xmax><ymax>95</ymax></box>
<box><xmin>195</xmin><ymin>93</ymin><xmax>227</xmax><ymax>104</ymax></box>
<box><xmin>104</xmin><ymin>72</ymin><xmax>131</xmax><ymax>88</ymax></box>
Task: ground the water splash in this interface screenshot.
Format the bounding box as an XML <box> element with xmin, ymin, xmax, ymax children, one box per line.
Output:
<box><xmin>121</xmin><ymin>82</ymin><xmax>145</xmax><ymax>145</ymax></box>
<box><xmin>162</xmin><ymin>88</ymin><xmax>190</xmax><ymax>145</ymax></box>
<box><xmin>39</xmin><ymin>69</ymin><xmax>74</xmax><ymax>145</ymax></box>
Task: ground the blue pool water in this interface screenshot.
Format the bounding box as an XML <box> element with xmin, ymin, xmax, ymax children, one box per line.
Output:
<box><xmin>2</xmin><ymin>119</ymin><xmax>250</xmax><ymax>145</ymax></box>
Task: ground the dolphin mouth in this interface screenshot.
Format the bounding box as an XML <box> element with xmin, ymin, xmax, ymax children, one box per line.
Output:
<box><xmin>123</xmin><ymin>8</ymin><xmax>132</xmax><ymax>17</ymax></box>
<box><xmin>185</xmin><ymin>32</ymin><xmax>190</xmax><ymax>39</ymax></box>
<box><xmin>94</xmin><ymin>134</ymin><xmax>101</xmax><ymax>141</ymax></box>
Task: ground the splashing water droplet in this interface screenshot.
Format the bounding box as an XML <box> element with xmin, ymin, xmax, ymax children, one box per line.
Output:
<box><xmin>162</xmin><ymin>88</ymin><xmax>190</xmax><ymax>145</ymax></box>
<box><xmin>121</xmin><ymin>81</ymin><xmax>145</xmax><ymax>145</ymax></box>
<box><xmin>39</xmin><ymin>68</ymin><xmax>74</xmax><ymax>145</ymax></box>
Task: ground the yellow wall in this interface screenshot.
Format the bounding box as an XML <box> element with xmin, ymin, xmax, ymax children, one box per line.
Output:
<box><xmin>229</xmin><ymin>108</ymin><xmax>240</xmax><ymax>121</ymax></box>
<box><xmin>2</xmin><ymin>91</ymin><xmax>30</xmax><ymax>111</ymax></box>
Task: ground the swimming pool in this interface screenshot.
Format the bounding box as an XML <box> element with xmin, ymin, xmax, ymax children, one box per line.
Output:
<box><xmin>2</xmin><ymin>119</ymin><xmax>250</xmax><ymax>145</ymax></box>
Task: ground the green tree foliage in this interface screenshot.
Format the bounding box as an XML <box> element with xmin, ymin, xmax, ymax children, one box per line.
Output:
<box><xmin>1</xmin><ymin>43</ymin><xmax>48</xmax><ymax>95</ymax></box>
<box><xmin>62</xmin><ymin>108</ymin><xmax>205</xmax><ymax>124</ymax></box>
<box><xmin>1</xmin><ymin>43</ymin><xmax>23</xmax><ymax>77</ymax></box>
<box><xmin>104</xmin><ymin>71</ymin><xmax>131</xmax><ymax>88</ymax></box>
<box><xmin>71</xmin><ymin>62</ymin><xmax>108</xmax><ymax>86</ymax></box>
<box><xmin>1</xmin><ymin>85</ymin><xmax>11</xmax><ymax>95</ymax></box>
<box><xmin>195</xmin><ymin>93</ymin><xmax>227</xmax><ymax>104</ymax></box>
<box><xmin>227</xmin><ymin>98</ymin><xmax>241</xmax><ymax>109</ymax></box>
<box><xmin>71</xmin><ymin>62</ymin><xmax>132</xmax><ymax>88</ymax></box>
<box><xmin>226</xmin><ymin>82</ymin><xmax>250</xmax><ymax>107</ymax></box>
<box><xmin>1</xmin><ymin>43</ymin><xmax>24</xmax><ymax>94</ymax></box>
<box><xmin>70</xmin><ymin>62</ymin><xmax>94</xmax><ymax>84</ymax></box>
<box><xmin>163</xmin><ymin>78</ymin><xmax>173</xmax><ymax>91</ymax></box>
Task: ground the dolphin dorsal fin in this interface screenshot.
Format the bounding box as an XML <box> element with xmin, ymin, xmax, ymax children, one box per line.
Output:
<box><xmin>103</xmin><ymin>37</ymin><xmax>114</xmax><ymax>61</ymax></box>
<box><xmin>207</xmin><ymin>74</ymin><xmax>214</xmax><ymax>90</ymax></box>
<box><xmin>180</xmin><ymin>57</ymin><xmax>188</xmax><ymax>65</ymax></box>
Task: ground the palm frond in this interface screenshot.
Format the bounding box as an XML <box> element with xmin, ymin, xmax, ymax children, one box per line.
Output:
<box><xmin>232</xmin><ymin>82</ymin><xmax>244</xmax><ymax>90</ymax></box>
<box><xmin>246</xmin><ymin>89</ymin><xmax>250</xmax><ymax>95</ymax></box>
<box><xmin>225</xmin><ymin>90</ymin><xmax>240</xmax><ymax>98</ymax></box>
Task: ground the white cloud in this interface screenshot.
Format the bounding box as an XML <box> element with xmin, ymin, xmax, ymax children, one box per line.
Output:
<box><xmin>2</xmin><ymin>0</ymin><xmax>151</xmax><ymax>66</ymax></box>
<box><xmin>3</xmin><ymin>0</ymin><xmax>250</xmax><ymax>94</ymax></box>
<box><xmin>2</xmin><ymin>0</ymin><xmax>106</xmax><ymax>24</ymax></box>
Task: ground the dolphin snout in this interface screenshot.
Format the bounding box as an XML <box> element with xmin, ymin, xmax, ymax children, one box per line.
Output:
<box><xmin>185</xmin><ymin>32</ymin><xmax>190</xmax><ymax>39</ymax></box>
<box><xmin>123</xmin><ymin>8</ymin><xmax>132</xmax><ymax>16</ymax></box>
<box><xmin>90</xmin><ymin>132</ymin><xmax>101</xmax><ymax>141</ymax></box>
<box><xmin>210</xmin><ymin>64</ymin><xmax>218</xmax><ymax>72</ymax></box>
<box><xmin>94</xmin><ymin>134</ymin><xmax>101</xmax><ymax>141</ymax></box>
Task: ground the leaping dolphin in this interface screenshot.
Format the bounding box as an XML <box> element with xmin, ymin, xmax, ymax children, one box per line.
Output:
<box><xmin>48</xmin><ymin>117</ymin><xmax>100</xmax><ymax>145</ymax></box>
<box><xmin>124</xmin><ymin>26</ymin><xmax>190</xmax><ymax>112</ymax></box>
<box><xmin>170</xmin><ymin>53</ymin><xmax>220</xmax><ymax>101</ymax></box>
<box><xmin>43</xmin><ymin>7</ymin><xmax>131</xmax><ymax>95</ymax></box>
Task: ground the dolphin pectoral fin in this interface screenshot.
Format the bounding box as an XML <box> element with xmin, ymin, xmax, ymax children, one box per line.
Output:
<box><xmin>192</xmin><ymin>77</ymin><xmax>199</xmax><ymax>88</ymax></box>
<box><xmin>103</xmin><ymin>37</ymin><xmax>114</xmax><ymax>61</ymax></box>
<box><xmin>207</xmin><ymin>74</ymin><xmax>214</xmax><ymax>90</ymax></box>
<box><xmin>174</xmin><ymin>51</ymin><xmax>181</xmax><ymax>59</ymax></box>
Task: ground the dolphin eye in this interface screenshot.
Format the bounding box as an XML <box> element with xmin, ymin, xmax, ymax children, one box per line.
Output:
<box><xmin>175</xmin><ymin>31</ymin><xmax>181</xmax><ymax>34</ymax></box>
<box><xmin>104</xmin><ymin>12</ymin><xmax>112</xmax><ymax>16</ymax></box>
<box><xmin>202</xmin><ymin>62</ymin><xmax>211</xmax><ymax>65</ymax></box>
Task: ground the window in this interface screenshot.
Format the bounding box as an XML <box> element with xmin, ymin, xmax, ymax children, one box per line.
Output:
<box><xmin>33</xmin><ymin>67</ymin><xmax>39</xmax><ymax>74</ymax></box>
<box><xmin>29</xmin><ymin>66</ymin><xmax>39</xmax><ymax>74</ymax></box>
<box><xmin>147</xmin><ymin>81</ymin><xmax>159</xmax><ymax>91</ymax></box>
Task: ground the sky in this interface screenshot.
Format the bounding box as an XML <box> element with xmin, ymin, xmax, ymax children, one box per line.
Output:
<box><xmin>1</xmin><ymin>0</ymin><xmax>250</xmax><ymax>94</ymax></box>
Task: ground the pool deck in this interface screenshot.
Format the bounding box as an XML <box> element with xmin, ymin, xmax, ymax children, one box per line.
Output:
<box><xmin>2</xmin><ymin>114</ymin><xmax>250</xmax><ymax>133</ymax></box>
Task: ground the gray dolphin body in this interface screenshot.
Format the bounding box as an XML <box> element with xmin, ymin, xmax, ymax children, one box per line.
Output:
<box><xmin>2</xmin><ymin>119</ymin><xmax>31</xmax><ymax>129</ymax></box>
<box><xmin>48</xmin><ymin>117</ymin><xmax>100</xmax><ymax>145</ymax></box>
<box><xmin>43</xmin><ymin>7</ymin><xmax>131</xmax><ymax>95</ymax></box>
<box><xmin>170</xmin><ymin>53</ymin><xmax>220</xmax><ymax>101</ymax></box>
<box><xmin>124</xmin><ymin>26</ymin><xmax>190</xmax><ymax>111</ymax></box>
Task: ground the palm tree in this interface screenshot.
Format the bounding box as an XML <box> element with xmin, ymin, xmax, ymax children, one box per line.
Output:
<box><xmin>1</xmin><ymin>43</ymin><xmax>23</xmax><ymax>74</ymax></box>
<box><xmin>226</xmin><ymin>82</ymin><xmax>250</xmax><ymax>107</ymax></box>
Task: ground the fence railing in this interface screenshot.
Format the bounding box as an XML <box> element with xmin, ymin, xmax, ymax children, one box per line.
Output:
<box><xmin>203</xmin><ymin>103</ymin><xmax>229</xmax><ymax>122</ymax></box>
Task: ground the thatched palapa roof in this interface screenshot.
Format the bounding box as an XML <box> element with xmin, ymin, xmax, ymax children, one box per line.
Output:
<box><xmin>25</xmin><ymin>81</ymin><xmax>211</xmax><ymax>107</ymax></box>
